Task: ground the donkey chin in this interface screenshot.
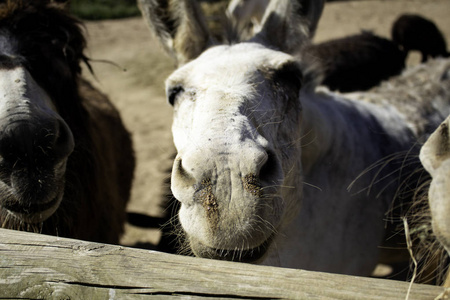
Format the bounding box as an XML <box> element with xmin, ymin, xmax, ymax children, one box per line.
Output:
<box><xmin>187</xmin><ymin>234</ymin><xmax>275</xmax><ymax>264</ymax></box>
<box><xmin>176</xmin><ymin>182</ymin><xmax>283</xmax><ymax>264</ymax></box>
<box><xmin>0</xmin><ymin>161</ymin><xmax>67</xmax><ymax>224</ymax></box>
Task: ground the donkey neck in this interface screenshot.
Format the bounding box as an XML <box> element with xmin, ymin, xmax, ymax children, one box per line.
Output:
<box><xmin>299</xmin><ymin>90</ymin><xmax>416</xmax><ymax>177</ymax></box>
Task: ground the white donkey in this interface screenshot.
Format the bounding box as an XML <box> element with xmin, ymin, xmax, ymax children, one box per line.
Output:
<box><xmin>138</xmin><ymin>0</ymin><xmax>450</xmax><ymax>276</ymax></box>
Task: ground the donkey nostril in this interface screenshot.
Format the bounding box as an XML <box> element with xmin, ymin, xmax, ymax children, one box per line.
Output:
<box><xmin>259</xmin><ymin>150</ymin><xmax>279</xmax><ymax>183</ymax></box>
<box><xmin>175</xmin><ymin>157</ymin><xmax>186</xmax><ymax>175</ymax></box>
<box><xmin>53</xmin><ymin>119</ymin><xmax>74</xmax><ymax>160</ymax></box>
<box><xmin>173</xmin><ymin>156</ymin><xmax>196</xmax><ymax>185</ymax></box>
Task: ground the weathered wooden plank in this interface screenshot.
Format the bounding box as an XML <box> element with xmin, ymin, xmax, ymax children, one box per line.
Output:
<box><xmin>0</xmin><ymin>229</ymin><xmax>444</xmax><ymax>299</ymax></box>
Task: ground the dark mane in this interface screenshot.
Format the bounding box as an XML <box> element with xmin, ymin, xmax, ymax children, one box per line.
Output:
<box><xmin>0</xmin><ymin>0</ymin><xmax>88</xmax><ymax>72</ymax></box>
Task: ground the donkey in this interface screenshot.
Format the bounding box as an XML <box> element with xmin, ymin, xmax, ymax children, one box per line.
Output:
<box><xmin>421</xmin><ymin>115</ymin><xmax>450</xmax><ymax>258</ymax></box>
<box><xmin>414</xmin><ymin>114</ymin><xmax>450</xmax><ymax>285</ymax></box>
<box><xmin>392</xmin><ymin>14</ymin><xmax>449</xmax><ymax>63</ymax></box>
<box><xmin>304</xmin><ymin>31</ymin><xmax>406</xmax><ymax>92</ymax></box>
<box><xmin>0</xmin><ymin>0</ymin><xmax>135</xmax><ymax>244</ymax></box>
<box><xmin>138</xmin><ymin>0</ymin><xmax>450</xmax><ymax>275</ymax></box>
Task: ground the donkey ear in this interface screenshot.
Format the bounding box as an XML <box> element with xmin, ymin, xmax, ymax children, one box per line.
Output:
<box><xmin>253</xmin><ymin>0</ymin><xmax>324</xmax><ymax>54</ymax></box>
<box><xmin>138</xmin><ymin>0</ymin><xmax>214</xmax><ymax>66</ymax></box>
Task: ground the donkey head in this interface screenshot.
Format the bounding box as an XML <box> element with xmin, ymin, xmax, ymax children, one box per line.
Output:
<box><xmin>0</xmin><ymin>0</ymin><xmax>83</xmax><ymax>226</ymax></box>
<box><xmin>139</xmin><ymin>0</ymin><xmax>324</xmax><ymax>262</ymax></box>
<box><xmin>420</xmin><ymin>115</ymin><xmax>450</xmax><ymax>256</ymax></box>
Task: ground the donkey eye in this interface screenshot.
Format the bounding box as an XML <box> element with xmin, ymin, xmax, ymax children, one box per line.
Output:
<box><xmin>167</xmin><ymin>85</ymin><xmax>184</xmax><ymax>106</ymax></box>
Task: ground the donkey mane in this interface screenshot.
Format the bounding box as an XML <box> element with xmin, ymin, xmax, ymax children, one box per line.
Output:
<box><xmin>0</xmin><ymin>0</ymin><xmax>89</xmax><ymax>72</ymax></box>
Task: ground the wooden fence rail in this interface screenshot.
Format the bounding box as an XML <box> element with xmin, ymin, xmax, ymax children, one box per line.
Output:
<box><xmin>0</xmin><ymin>228</ymin><xmax>445</xmax><ymax>299</ymax></box>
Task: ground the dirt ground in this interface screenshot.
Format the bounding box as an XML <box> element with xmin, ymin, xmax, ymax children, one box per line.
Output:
<box><xmin>80</xmin><ymin>0</ymin><xmax>450</xmax><ymax>250</ymax></box>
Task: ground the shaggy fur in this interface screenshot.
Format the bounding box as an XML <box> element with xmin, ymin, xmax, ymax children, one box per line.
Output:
<box><xmin>0</xmin><ymin>0</ymin><xmax>135</xmax><ymax>244</ymax></box>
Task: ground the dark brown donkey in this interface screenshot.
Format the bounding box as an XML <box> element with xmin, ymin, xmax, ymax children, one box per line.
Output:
<box><xmin>0</xmin><ymin>0</ymin><xmax>135</xmax><ymax>244</ymax></box>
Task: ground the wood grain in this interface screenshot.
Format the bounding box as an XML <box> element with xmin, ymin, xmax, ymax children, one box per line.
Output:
<box><xmin>0</xmin><ymin>228</ymin><xmax>444</xmax><ymax>299</ymax></box>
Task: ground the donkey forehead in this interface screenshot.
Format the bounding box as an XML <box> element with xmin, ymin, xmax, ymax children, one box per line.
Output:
<box><xmin>167</xmin><ymin>43</ymin><xmax>294</xmax><ymax>88</ymax></box>
<box><xmin>0</xmin><ymin>30</ymin><xmax>56</xmax><ymax>111</ymax></box>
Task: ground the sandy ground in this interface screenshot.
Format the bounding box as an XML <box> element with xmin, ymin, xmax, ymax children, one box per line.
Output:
<box><xmin>80</xmin><ymin>0</ymin><xmax>450</xmax><ymax>249</ymax></box>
